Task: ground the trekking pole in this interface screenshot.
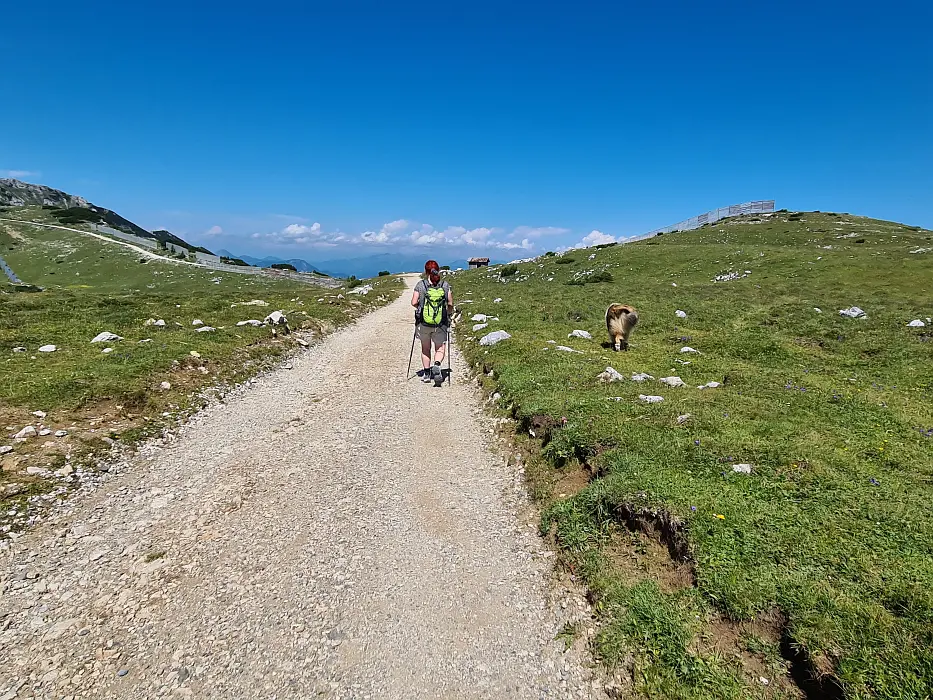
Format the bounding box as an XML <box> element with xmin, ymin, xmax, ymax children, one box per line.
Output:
<box><xmin>406</xmin><ymin>325</ymin><xmax>417</xmax><ymax>380</ymax></box>
<box><xmin>447</xmin><ymin>326</ymin><xmax>452</xmax><ymax>384</ymax></box>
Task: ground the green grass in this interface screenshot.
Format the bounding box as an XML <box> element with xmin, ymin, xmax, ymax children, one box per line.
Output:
<box><xmin>453</xmin><ymin>212</ymin><xmax>933</xmax><ymax>699</ymax></box>
<box><xmin>0</xmin><ymin>207</ymin><xmax>403</xmax><ymax>473</ymax></box>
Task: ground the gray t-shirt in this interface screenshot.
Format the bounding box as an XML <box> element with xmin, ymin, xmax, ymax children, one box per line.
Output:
<box><xmin>415</xmin><ymin>279</ymin><xmax>451</xmax><ymax>326</ymax></box>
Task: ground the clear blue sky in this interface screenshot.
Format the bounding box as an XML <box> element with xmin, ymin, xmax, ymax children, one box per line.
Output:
<box><xmin>2</xmin><ymin>0</ymin><xmax>930</xmax><ymax>262</ymax></box>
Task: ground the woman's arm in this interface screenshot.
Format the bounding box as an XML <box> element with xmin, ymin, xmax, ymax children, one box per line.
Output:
<box><xmin>446</xmin><ymin>287</ymin><xmax>454</xmax><ymax>312</ymax></box>
<box><xmin>411</xmin><ymin>290</ymin><xmax>420</xmax><ymax>308</ymax></box>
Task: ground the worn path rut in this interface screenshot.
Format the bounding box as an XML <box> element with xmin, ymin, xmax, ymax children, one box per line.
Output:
<box><xmin>0</xmin><ymin>278</ymin><xmax>603</xmax><ymax>699</ymax></box>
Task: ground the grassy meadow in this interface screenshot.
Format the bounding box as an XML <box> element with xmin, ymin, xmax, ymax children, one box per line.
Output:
<box><xmin>453</xmin><ymin>212</ymin><xmax>933</xmax><ymax>699</ymax></box>
<box><xmin>0</xmin><ymin>207</ymin><xmax>402</xmax><ymax>489</ymax></box>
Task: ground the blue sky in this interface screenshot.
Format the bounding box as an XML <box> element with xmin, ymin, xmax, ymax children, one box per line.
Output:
<box><xmin>1</xmin><ymin>0</ymin><xmax>930</xmax><ymax>264</ymax></box>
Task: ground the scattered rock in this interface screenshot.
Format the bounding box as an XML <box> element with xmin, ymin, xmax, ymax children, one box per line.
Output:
<box><xmin>675</xmin><ymin>310</ymin><xmax>687</xmax><ymax>318</ymax></box>
<box><xmin>0</xmin><ymin>445</ymin><xmax>12</xmax><ymax>455</ymax></box>
<box><xmin>26</xmin><ymin>466</ymin><xmax>49</xmax><ymax>476</ymax></box>
<box><xmin>12</xmin><ymin>346</ymin><xmax>26</xmax><ymax>353</ymax></box>
<box><xmin>190</xmin><ymin>351</ymin><xmax>201</xmax><ymax>358</ymax></box>
<box><xmin>471</xmin><ymin>314</ymin><xmax>489</xmax><ymax>322</ymax></box>
<box><xmin>144</xmin><ymin>318</ymin><xmax>166</xmax><ymax>327</ymax></box>
<box><xmin>296</xmin><ymin>338</ymin><xmax>310</xmax><ymax>347</ymax></box>
<box><xmin>236</xmin><ymin>319</ymin><xmax>263</xmax><ymax>327</ymax></box>
<box><xmin>814</xmin><ymin>307</ymin><xmax>822</xmax><ymax>313</ymax></box>
<box><xmin>195</xmin><ymin>326</ymin><xmax>216</xmax><ymax>333</ymax></box>
<box><xmin>160</xmin><ymin>381</ymin><xmax>172</xmax><ymax>390</ymax></box>
<box><xmin>39</xmin><ymin>429</ymin><xmax>52</xmax><ymax>436</ymax></box>
<box><xmin>348</xmin><ymin>284</ymin><xmax>373</xmax><ymax>295</ymax></box>
<box><xmin>13</xmin><ymin>426</ymin><xmax>36</xmax><ymax>439</ymax></box>
<box><xmin>698</xmin><ymin>381</ymin><xmax>721</xmax><ymax>389</ymax></box>
<box><xmin>638</xmin><ymin>394</ymin><xmax>664</xmax><ymax>403</ymax></box>
<box><xmin>597</xmin><ymin>367</ymin><xmax>624</xmax><ymax>383</ymax></box>
<box><xmin>264</xmin><ymin>311</ymin><xmax>288</xmax><ymax>326</ymax></box>
<box><xmin>493</xmin><ymin>298</ymin><xmax>502</xmax><ymax>303</ymax></box>
<box><xmin>138</xmin><ymin>338</ymin><xmax>152</xmax><ymax>344</ymax></box>
<box><xmin>91</xmin><ymin>332</ymin><xmax>123</xmax><ymax>343</ymax></box>
<box><xmin>679</xmin><ymin>346</ymin><xmax>699</xmax><ymax>354</ymax></box>
<box><xmin>102</xmin><ymin>347</ymin><xmax>114</xmax><ymax>354</ymax></box>
<box><xmin>676</xmin><ymin>414</ymin><xmax>692</xmax><ymax>424</ymax></box>
<box><xmin>192</xmin><ymin>319</ymin><xmax>204</xmax><ymax>326</ymax></box>
<box><xmin>631</xmin><ymin>372</ymin><xmax>654</xmax><ymax>382</ymax></box>
<box><xmin>32</xmin><ymin>410</ymin><xmax>47</xmax><ymax>418</ymax></box>
<box><xmin>231</xmin><ymin>299</ymin><xmax>269</xmax><ymax>307</ymax></box>
<box><xmin>839</xmin><ymin>306</ymin><xmax>867</xmax><ymax>319</ymax></box>
<box><xmin>732</xmin><ymin>464</ymin><xmax>753</xmax><ymax>474</ymax></box>
<box><xmin>54</xmin><ymin>430</ymin><xmax>68</xmax><ymax>437</ymax></box>
<box><xmin>908</xmin><ymin>319</ymin><xmax>926</xmax><ymax>327</ymax></box>
<box><xmin>568</xmin><ymin>330</ymin><xmax>592</xmax><ymax>340</ymax></box>
<box><xmin>555</xmin><ymin>346</ymin><xmax>579</xmax><ymax>353</ymax></box>
<box><xmin>38</xmin><ymin>344</ymin><xmax>57</xmax><ymax>352</ymax></box>
<box><xmin>479</xmin><ymin>330</ymin><xmax>511</xmax><ymax>346</ymax></box>
<box><xmin>660</xmin><ymin>376</ymin><xmax>686</xmax><ymax>387</ymax></box>
<box><xmin>473</xmin><ymin>323</ymin><xmax>488</xmax><ymax>332</ymax></box>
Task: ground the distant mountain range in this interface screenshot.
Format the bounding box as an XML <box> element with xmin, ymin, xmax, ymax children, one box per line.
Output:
<box><xmin>0</xmin><ymin>178</ymin><xmax>212</xmax><ymax>256</ymax></box>
<box><xmin>215</xmin><ymin>251</ymin><xmax>506</xmax><ymax>278</ymax></box>
<box><xmin>214</xmin><ymin>250</ymin><xmax>324</xmax><ymax>274</ymax></box>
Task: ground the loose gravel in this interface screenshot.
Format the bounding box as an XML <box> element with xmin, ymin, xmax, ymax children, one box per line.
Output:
<box><xmin>0</xmin><ymin>277</ymin><xmax>605</xmax><ymax>699</ymax></box>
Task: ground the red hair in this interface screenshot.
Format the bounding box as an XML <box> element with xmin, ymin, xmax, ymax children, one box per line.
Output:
<box><xmin>424</xmin><ymin>259</ymin><xmax>440</xmax><ymax>285</ymax></box>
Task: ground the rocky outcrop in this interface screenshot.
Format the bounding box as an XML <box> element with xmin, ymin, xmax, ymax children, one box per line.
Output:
<box><xmin>0</xmin><ymin>179</ymin><xmax>88</xmax><ymax>208</ymax></box>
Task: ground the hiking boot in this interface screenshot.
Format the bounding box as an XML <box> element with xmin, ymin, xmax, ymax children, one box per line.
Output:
<box><xmin>432</xmin><ymin>363</ymin><xmax>443</xmax><ymax>386</ymax></box>
<box><xmin>420</xmin><ymin>369</ymin><xmax>432</xmax><ymax>383</ymax></box>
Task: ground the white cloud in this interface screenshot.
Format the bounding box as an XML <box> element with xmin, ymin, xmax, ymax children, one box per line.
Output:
<box><xmin>578</xmin><ymin>230</ymin><xmax>616</xmax><ymax>247</ymax></box>
<box><xmin>361</xmin><ymin>230</ymin><xmax>390</xmax><ymax>243</ymax></box>
<box><xmin>510</xmin><ymin>225</ymin><xmax>570</xmax><ymax>239</ymax></box>
<box><xmin>1</xmin><ymin>169</ymin><xmax>40</xmax><ymax>179</ymax></box>
<box><xmin>205</xmin><ymin>225</ymin><xmax>223</xmax><ymax>236</ymax></box>
<box><xmin>382</xmin><ymin>219</ymin><xmax>410</xmax><ymax>234</ymax></box>
<box><xmin>283</xmin><ymin>222</ymin><xmax>322</xmax><ymax>237</ymax></box>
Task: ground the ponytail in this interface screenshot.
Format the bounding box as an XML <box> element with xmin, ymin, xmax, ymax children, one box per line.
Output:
<box><xmin>424</xmin><ymin>259</ymin><xmax>441</xmax><ymax>285</ymax></box>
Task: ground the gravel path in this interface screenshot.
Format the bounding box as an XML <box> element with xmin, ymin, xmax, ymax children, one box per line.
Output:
<box><xmin>0</xmin><ymin>277</ymin><xmax>604</xmax><ymax>699</ymax></box>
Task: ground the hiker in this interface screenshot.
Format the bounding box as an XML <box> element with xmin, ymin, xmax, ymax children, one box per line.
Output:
<box><xmin>411</xmin><ymin>259</ymin><xmax>453</xmax><ymax>385</ymax></box>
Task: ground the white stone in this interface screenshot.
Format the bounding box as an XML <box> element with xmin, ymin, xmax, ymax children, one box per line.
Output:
<box><xmin>32</xmin><ymin>410</ymin><xmax>46</xmax><ymax>418</ymax></box>
<box><xmin>631</xmin><ymin>372</ymin><xmax>654</xmax><ymax>382</ymax></box>
<box><xmin>13</xmin><ymin>426</ymin><xmax>36</xmax><ymax>439</ymax></box>
<box><xmin>675</xmin><ymin>310</ymin><xmax>687</xmax><ymax>319</ymax></box>
<box><xmin>472</xmin><ymin>323</ymin><xmax>488</xmax><ymax>332</ymax></box>
<box><xmin>348</xmin><ymin>284</ymin><xmax>373</xmax><ymax>295</ymax></box>
<box><xmin>660</xmin><ymin>376</ymin><xmax>686</xmax><ymax>387</ymax></box>
<box><xmin>680</xmin><ymin>346</ymin><xmax>699</xmax><ymax>353</ymax></box>
<box><xmin>26</xmin><ymin>466</ymin><xmax>50</xmax><ymax>476</ymax></box>
<box><xmin>236</xmin><ymin>319</ymin><xmax>263</xmax><ymax>327</ymax></box>
<box><xmin>139</xmin><ymin>338</ymin><xmax>152</xmax><ymax>344</ymax></box>
<box><xmin>160</xmin><ymin>381</ymin><xmax>172</xmax><ymax>390</ymax></box>
<box><xmin>54</xmin><ymin>430</ymin><xmax>68</xmax><ymax>438</ymax></box>
<box><xmin>13</xmin><ymin>346</ymin><xmax>27</xmax><ymax>352</ymax></box>
<box><xmin>597</xmin><ymin>367</ymin><xmax>624</xmax><ymax>383</ymax></box>
<box><xmin>698</xmin><ymin>381</ymin><xmax>721</xmax><ymax>390</ymax></box>
<box><xmin>676</xmin><ymin>414</ymin><xmax>692</xmax><ymax>424</ymax></box>
<box><xmin>732</xmin><ymin>464</ymin><xmax>753</xmax><ymax>474</ymax></box>
<box><xmin>814</xmin><ymin>307</ymin><xmax>822</xmax><ymax>313</ymax></box>
<box><xmin>145</xmin><ymin>318</ymin><xmax>166</xmax><ymax>327</ymax></box>
<box><xmin>638</xmin><ymin>395</ymin><xmax>664</xmax><ymax>403</ymax></box>
<box><xmin>264</xmin><ymin>311</ymin><xmax>288</xmax><ymax>325</ymax></box>
<box><xmin>479</xmin><ymin>330</ymin><xmax>511</xmax><ymax>346</ymax></box>
<box><xmin>568</xmin><ymin>330</ymin><xmax>592</xmax><ymax>340</ymax></box>
<box><xmin>907</xmin><ymin>319</ymin><xmax>926</xmax><ymax>327</ymax></box>
<box><xmin>38</xmin><ymin>344</ymin><xmax>57</xmax><ymax>352</ymax></box>
<box><xmin>102</xmin><ymin>347</ymin><xmax>114</xmax><ymax>354</ymax></box>
<box><xmin>195</xmin><ymin>326</ymin><xmax>216</xmax><ymax>333</ymax></box>
<box><xmin>0</xmin><ymin>446</ymin><xmax>12</xmax><ymax>455</ymax></box>
<box><xmin>91</xmin><ymin>331</ymin><xmax>123</xmax><ymax>344</ymax></box>
<box><xmin>296</xmin><ymin>338</ymin><xmax>310</xmax><ymax>347</ymax></box>
<box><xmin>38</xmin><ymin>429</ymin><xmax>52</xmax><ymax>436</ymax></box>
<box><xmin>493</xmin><ymin>298</ymin><xmax>502</xmax><ymax>303</ymax></box>
<box><xmin>839</xmin><ymin>306</ymin><xmax>866</xmax><ymax>319</ymax></box>
<box><xmin>471</xmin><ymin>314</ymin><xmax>489</xmax><ymax>322</ymax></box>
<box><xmin>192</xmin><ymin>319</ymin><xmax>204</xmax><ymax>326</ymax></box>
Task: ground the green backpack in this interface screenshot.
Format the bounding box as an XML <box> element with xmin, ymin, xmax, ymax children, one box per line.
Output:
<box><xmin>420</xmin><ymin>283</ymin><xmax>448</xmax><ymax>326</ymax></box>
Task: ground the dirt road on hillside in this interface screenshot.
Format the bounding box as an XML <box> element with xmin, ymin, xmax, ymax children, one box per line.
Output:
<box><xmin>0</xmin><ymin>277</ymin><xmax>604</xmax><ymax>699</ymax></box>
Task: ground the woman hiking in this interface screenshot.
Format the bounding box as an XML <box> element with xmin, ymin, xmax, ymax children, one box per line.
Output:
<box><xmin>411</xmin><ymin>259</ymin><xmax>453</xmax><ymax>386</ymax></box>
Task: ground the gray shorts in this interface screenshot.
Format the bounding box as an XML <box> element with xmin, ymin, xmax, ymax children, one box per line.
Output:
<box><xmin>416</xmin><ymin>324</ymin><xmax>448</xmax><ymax>346</ymax></box>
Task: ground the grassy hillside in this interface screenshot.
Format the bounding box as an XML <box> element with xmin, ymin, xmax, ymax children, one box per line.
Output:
<box><xmin>453</xmin><ymin>212</ymin><xmax>933</xmax><ymax>699</ymax></box>
<box><xmin>0</xmin><ymin>208</ymin><xmax>402</xmax><ymax>502</ymax></box>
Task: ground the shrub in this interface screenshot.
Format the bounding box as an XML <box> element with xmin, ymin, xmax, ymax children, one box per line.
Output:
<box><xmin>271</xmin><ymin>263</ymin><xmax>297</xmax><ymax>271</ymax></box>
<box><xmin>346</xmin><ymin>275</ymin><xmax>363</xmax><ymax>289</ymax></box>
<box><xmin>221</xmin><ymin>256</ymin><xmax>250</xmax><ymax>266</ymax></box>
<box><xmin>555</xmin><ymin>257</ymin><xmax>575</xmax><ymax>264</ymax></box>
<box><xmin>378</xmin><ymin>270</ymin><xmax>391</xmax><ymax>276</ymax></box>
<box><xmin>544</xmin><ymin>251</ymin><xmax>556</xmax><ymax>257</ymax></box>
<box><xmin>441</xmin><ymin>265</ymin><xmax>450</xmax><ymax>270</ymax></box>
<box><xmin>594</xmin><ymin>242</ymin><xmax>618</xmax><ymax>250</ymax></box>
<box><xmin>499</xmin><ymin>264</ymin><xmax>519</xmax><ymax>278</ymax></box>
